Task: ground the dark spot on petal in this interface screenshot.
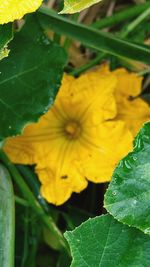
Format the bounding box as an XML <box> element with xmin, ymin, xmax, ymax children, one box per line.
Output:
<box><xmin>128</xmin><ymin>95</ymin><xmax>134</xmax><ymax>101</ymax></box>
<box><xmin>61</xmin><ymin>175</ymin><xmax>68</xmax><ymax>179</ymax></box>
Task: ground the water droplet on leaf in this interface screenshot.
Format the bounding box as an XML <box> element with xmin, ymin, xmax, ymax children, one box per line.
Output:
<box><xmin>144</xmin><ymin>228</ymin><xmax>150</xmax><ymax>234</ymax></box>
<box><xmin>124</xmin><ymin>160</ymin><xmax>131</xmax><ymax>170</ymax></box>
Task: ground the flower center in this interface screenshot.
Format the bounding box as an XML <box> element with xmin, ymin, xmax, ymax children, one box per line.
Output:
<box><xmin>64</xmin><ymin>121</ymin><xmax>81</xmax><ymax>139</ymax></box>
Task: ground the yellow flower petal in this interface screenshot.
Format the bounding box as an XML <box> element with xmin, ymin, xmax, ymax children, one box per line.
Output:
<box><xmin>4</xmin><ymin>68</ymin><xmax>134</xmax><ymax>205</ymax></box>
<box><xmin>99</xmin><ymin>65</ymin><xmax>143</xmax><ymax>99</ymax></box>
<box><xmin>101</xmin><ymin>64</ymin><xmax>150</xmax><ymax>136</ymax></box>
<box><xmin>0</xmin><ymin>0</ymin><xmax>43</xmax><ymax>24</ymax></box>
<box><xmin>113</xmin><ymin>68</ymin><xmax>143</xmax><ymax>99</ymax></box>
<box><xmin>77</xmin><ymin>120</ymin><xmax>133</xmax><ymax>183</ymax></box>
<box><xmin>37</xmin><ymin>166</ymin><xmax>88</xmax><ymax>205</ymax></box>
<box><xmin>59</xmin><ymin>70</ymin><xmax>118</xmax><ymax>124</ymax></box>
<box><xmin>112</xmin><ymin>67</ymin><xmax>150</xmax><ymax>136</ymax></box>
<box><xmin>117</xmin><ymin>97</ymin><xmax>150</xmax><ymax>136</ymax></box>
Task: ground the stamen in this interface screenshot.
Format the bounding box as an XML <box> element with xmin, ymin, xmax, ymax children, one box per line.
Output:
<box><xmin>64</xmin><ymin>121</ymin><xmax>81</xmax><ymax>139</ymax></box>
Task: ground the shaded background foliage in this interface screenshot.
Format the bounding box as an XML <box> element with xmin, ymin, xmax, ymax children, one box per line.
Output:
<box><xmin>0</xmin><ymin>0</ymin><xmax>150</xmax><ymax>266</ymax></box>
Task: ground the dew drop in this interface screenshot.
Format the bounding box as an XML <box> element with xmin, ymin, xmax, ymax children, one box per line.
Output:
<box><xmin>144</xmin><ymin>228</ymin><xmax>150</xmax><ymax>234</ymax></box>
<box><xmin>135</xmin><ymin>138</ymin><xmax>142</xmax><ymax>149</ymax></box>
<box><xmin>49</xmin><ymin>97</ymin><xmax>54</xmax><ymax>106</ymax></box>
<box><xmin>42</xmin><ymin>36</ymin><xmax>50</xmax><ymax>45</ymax></box>
<box><xmin>132</xmin><ymin>199</ymin><xmax>137</xmax><ymax>206</ymax></box>
<box><xmin>124</xmin><ymin>160</ymin><xmax>131</xmax><ymax>170</ymax></box>
<box><xmin>132</xmin><ymin>156</ymin><xmax>137</xmax><ymax>161</ymax></box>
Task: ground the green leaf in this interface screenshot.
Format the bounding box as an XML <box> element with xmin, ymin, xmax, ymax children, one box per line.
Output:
<box><xmin>65</xmin><ymin>214</ymin><xmax>150</xmax><ymax>267</ymax></box>
<box><xmin>0</xmin><ymin>24</ymin><xmax>13</xmax><ymax>60</ymax></box>
<box><xmin>38</xmin><ymin>7</ymin><xmax>150</xmax><ymax>65</ymax></box>
<box><xmin>0</xmin><ymin>164</ymin><xmax>15</xmax><ymax>267</ymax></box>
<box><xmin>0</xmin><ymin>16</ymin><xmax>67</xmax><ymax>140</ymax></box>
<box><xmin>104</xmin><ymin>122</ymin><xmax>150</xmax><ymax>235</ymax></box>
<box><xmin>60</xmin><ymin>0</ymin><xmax>102</xmax><ymax>14</ymax></box>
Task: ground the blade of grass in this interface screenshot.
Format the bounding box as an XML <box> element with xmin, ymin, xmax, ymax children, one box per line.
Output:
<box><xmin>138</xmin><ymin>68</ymin><xmax>150</xmax><ymax>76</ymax></box>
<box><xmin>24</xmin><ymin>212</ymin><xmax>41</xmax><ymax>267</ymax></box>
<box><xmin>15</xmin><ymin>196</ymin><xmax>29</xmax><ymax>207</ymax></box>
<box><xmin>120</xmin><ymin>6</ymin><xmax>150</xmax><ymax>38</ymax></box>
<box><xmin>91</xmin><ymin>1</ymin><xmax>150</xmax><ymax>29</ymax></box>
<box><xmin>69</xmin><ymin>4</ymin><xmax>150</xmax><ymax>76</ymax></box>
<box><xmin>38</xmin><ymin>7</ymin><xmax>150</xmax><ymax>65</ymax></box>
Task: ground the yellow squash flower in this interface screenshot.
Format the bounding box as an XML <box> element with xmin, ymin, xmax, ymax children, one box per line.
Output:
<box><xmin>0</xmin><ymin>0</ymin><xmax>43</xmax><ymax>24</ymax></box>
<box><xmin>4</xmin><ymin>69</ymin><xmax>133</xmax><ymax>205</ymax></box>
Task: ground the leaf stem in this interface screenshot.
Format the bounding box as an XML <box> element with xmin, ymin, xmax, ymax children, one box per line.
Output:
<box><xmin>70</xmin><ymin>52</ymin><xmax>105</xmax><ymax>76</ymax></box>
<box><xmin>16</xmin><ymin>165</ymin><xmax>50</xmax><ymax>213</ymax></box>
<box><xmin>21</xmin><ymin>208</ymin><xmax>29</xmax><ymax>267</ymax></box>
<box><xmin>15</xmin><ymin>195</ymin><xmax>29</xmax><ymax>207</ymax></box>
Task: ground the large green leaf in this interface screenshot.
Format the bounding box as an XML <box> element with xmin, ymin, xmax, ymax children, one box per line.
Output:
<box><xmin>0</xmin><ymin>164</ymin><xmax>15</xmax><ymax>267</ymax></box>
<box><xmin>60</xmin><ymin>0</ymin><xmax>102</xmax><ymax>14</ymax></box>
<box><xmin>0</xmin><ymin>16</ymin><xmax>67</xmax><ymax>140</ymax></box>
<box><xmin>105</xmin><ymin>122</ymin><xmax>150</xmax><ymax>234</ymax></box>
<box><xmin>38</xmin><ymin>7</ymin><xmax>150</xmax><ymax>65</ymax></box>
<box><xmin>0</xmin><ymin>24</ymin><xmax>13</xmax><ymax>60</ymax></box>
<box><xmin>65</xmin><ymin>214</ymin><xmax>150</xmax><ymax>267</ymax></box>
